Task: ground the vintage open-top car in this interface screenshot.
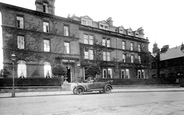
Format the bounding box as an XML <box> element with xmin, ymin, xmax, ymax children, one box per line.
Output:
<box><xmin>72</xmin><ymin>80</ymin><xmax>113</xmax><ymax>95</ymax></box>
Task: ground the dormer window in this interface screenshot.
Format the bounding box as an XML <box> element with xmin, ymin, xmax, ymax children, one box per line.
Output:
<box><xmin>43</xmin><ymin>3</ymin><xmax>48</xmax><ymax>13</ymax></box>
<box><xmin>81</xmin><ymin>18</ymin><xmax>92</xmax><ymax>26</ymax></box>
<box><xmin>135</xmin><ymin>31</ymin><xmax>139</xmax><ymax>37</ymax></box>
<box><xmin>99</xmin><ymin>23</ymin><xmax>109</xmax><ymax>30</ymax></box>
<box><xmin>119</xmin><ymin>28</ymin><xmax>124</xmax><ymax>34</ymax></box>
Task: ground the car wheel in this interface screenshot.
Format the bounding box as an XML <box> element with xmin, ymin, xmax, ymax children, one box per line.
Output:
<box><xmin>104</xmin><ymin>85</ymin><xmax>112</xmax><ymax>93</ymax></box>
<box><xmin>76</xmin><ymin>87</ymin><xmax>84</xmax><ymax>95</ymax></box>
<box><xmin>73</xmin><ymin>87</ymin><xmax>77</xmax><ymax>94</ymax></box>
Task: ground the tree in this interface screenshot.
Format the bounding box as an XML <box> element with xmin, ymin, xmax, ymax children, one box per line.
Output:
<box><xmin>85</xmin><ymin>64</ymin><xmax>101</xmax><ymax>79</ymax></box>
<box><xmin>52</xmin><ymin>64</ymin><xmax>67</xmax><ymax>78</ymax></box>
<box><xmin>0</xmin><ymin>67</ymin><xmax>11</xmax><ymax>78</ymax></box>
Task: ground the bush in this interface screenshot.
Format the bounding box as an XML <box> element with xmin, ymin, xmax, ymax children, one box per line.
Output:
<box><xmin>0</xmin><ymin>78</ymin><xmax>63</xmax><ymax>87</ymax></box>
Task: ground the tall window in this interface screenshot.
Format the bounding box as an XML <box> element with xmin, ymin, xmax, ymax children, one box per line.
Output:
<box><xmin>122</xmin><ymin>53</ymin><xmax>126</xmax><ymax>62</ymax></box>
<box><xmin>130</xmin><ymin>42</ymin><xmax>134</xmax><ymax>51</ymax></box>
<box><xmin>138</xmin><ymin>55</ymin><xmax>141</xmax><ymax>63</ymax></box>
<box><xmin>83</xmin><ymin>34</ymin><xmax>94</xmax><ymax>45</ymax></box>
<box><xmin>64</xmin><ymin>25</ymin><xmax>69</xmax><ymax>36</ymax></box>
<box><xmin>102</xmin><ymin>38</ymin><xmax>106</xmax><ymax>46</ymax></box>
<box><xmin>138</xmin><ymin>44</ymin><xmax>141</xmax><ymax>52</ymax></box>
<box><xmin>44</xmin><ymin>39</ymin><xmax>50</xmax><ymax>52</ymax></box>
<box><xmin>44</xmin><ymin>62</ymin><xmax>52</xmax><ymax>78</ymax></box>
<box><xmin>16</xmin><ymin>16</ymin><xmax>24</xmax><ymax>29</ymax></box>
<box><xmin>89</xmin><ymin>50</ymin><xmax>94</xmax><ymax>60</ymax></box>
<box><xmin>43</xmin><ymin>3</ymin><xmax>48</xmax><ymax>13</ymax></box>
<box><xmin>17</xmin><ymin>36</ymin><xmax>25</xmax><ymax>49</ymax></box>
<box><xmin>43</xmin><ymin>21</ymin><xmax>49</xmax><ymax>33</ymax></box>
<box><xmin>102</xmin><ymin>37</ymin><xmax>110</xmax><ymax>47</ymax></box>
<box><xmin>107</xmin><ymin>68</ymin><xmax>112</xmax><ymax>78</ymax></box>
<box><xmin>131</xmin><ymin>55</ymin><xmax>134</xmax><ymax>63</ymax></box>
<box><xmin>125</xmin><ymin>69</ymin><xmax>130</xmax><ymax>79</ymax></box>
<box><xmin>84</xmin><ymin>49</ymin><xmax>93</xmax><ymax>60</ymax></box>
<box><xmin>102</xmin><ymin>68</ymin><xmax>112</xmax><ymax>78</ymax></box>
<box><xmin>121</xmin><ymin>70</ymin><xmax>125</xmax><ymax>79</ymax></box>
<box><xmin>103</xmin><ymin>51</ymin><xmax>110</xmax><ymax>61</ymax></box>
<box><xmin>89</xmin><ymin>35</ymin><xmax>94</xmax><ymax>45</ymax></box>
<box><xmin>137</xmin><ymin>69</ymin><xmax>145</xmax><ymax>79</ymax></box>
<box><xmin>64</xmin><ymin>42</ymin><xmax>70</xmax><ymax>54</ymax></box>
<box><xmin>122</xmin><ymin>41</ymin><xmax>125</xmax><ymax>50</ymax></box>
<box><xmin>17</xmin><ymin>60</ymin><xmax>27</xmax><ymax>78</ymax></box>
<box><xmin>107</xmin><ymin>39</ymin><xmax>110</xmax><ymax>47</ymax></box>
<box><xmin>102</xmin><ymin>69</ymin><xmax>107</xmax><ymax>78</ymax></box>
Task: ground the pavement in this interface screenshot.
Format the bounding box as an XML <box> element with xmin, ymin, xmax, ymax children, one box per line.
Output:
<box><xmin>1</xmin><ymin>86</ymin><xmax>184</xmax><ymax>98</ymax></box>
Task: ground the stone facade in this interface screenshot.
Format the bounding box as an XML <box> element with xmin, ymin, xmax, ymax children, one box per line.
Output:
<box><xmin>0</xmin><ymin>1</ymin><xmax>80</xmax><ymax>82</ymax></box>
<box><xmin>0</xmin><ymin>0</ymin><xmax>150</xmax><ymax>82</ymax></box>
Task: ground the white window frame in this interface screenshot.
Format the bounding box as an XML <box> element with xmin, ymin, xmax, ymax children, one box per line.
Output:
<box><xmin>107</xmin><ymin>39</ymin><xmax>110</xmax><ymax>47</ymax></box>
<box><xmin>16</xmin><ymin>16</ymin><xmax>24</xmax><ymax>29</ymax></box>
<box><xmin>44</xmin><ymin>62</ymin><xmax>52</xmax><ymax>78</ymax></box>
<box><xmin>138</xmin><ymin>55</ymin><xmax>141</xmax><ymax>63</ymax></box>
<box><xmin>102</xmin><ymin>38</ymin><xmax>106</xmax><ymax>46</ymax></box>
<box><xmin>130</xmin><ymin>42</ymin><xmax>134</xmax><ymax>51</ymax></box>
<box><xmin>131</xmin><ymin>55</ymin><xmax>134</xmax><ymax>63</ymax></box>
<box><xmin>17</xmin><ymin>60</ymin><xmax>27</xmax><ymax>78</ymax></box>
<box><xmin>89</xmin><ymin>35</ymin><xmax>94</xmax><ymax>45</ymax></box>
<box><xmin>142</xmin><ymin>70</ymin><xmax>145</xmax><ymax>79</ymax></box>
<box><xmin>122</xmin><ymin>41</ymin><xmax>125</xmax><ymax>50</ymax></box>
<box><xmin>64</xmin><ymin>25</ymin><xmax>69</xmax><ymax>36</ymax></box>
<box><xmin>84</xmin><ymin>34</ymin><xmax>88</xmax><ymax>44</ymax></box>
<box><xmin>44</xmin><ymin>39</ymin><xmax>50</xmax><ymax>52</ymax></box>
<box><xmin>17</xmin><ymin>36</ymin><xmax>25</xmax><ymax>49</ymax></box>
<box><xmin>125</xmin><ymin>69</ymin><xmax>130</xmax><ymax>79</ymax></box>
<box><xmin>122</xmin><ymin>53</ymin><xmax>126</xmax><ymax>62</ymax></box>
<box><xmin>43</xmin><ymin>21</ymin><xmax>49</xmax><ymax>33</ymax></box>
<box><xmin>103</xmin><ymin>52</ymin><xmax>106</xmax><ymax>61</ymax></box>
<box><xmin>107</xmin><ymin>68</ymin><xmax>112</xmax><ymax>78</ymax></box>
<box><xmin>138</xmin><ymin>44</ymin><xmax>141</xmax><ymax>52</ymax></box>
<box><xmin>137</xmin><ymin>70</ymin><xmax>141</xmax><ymax>79</ymax></box>
<box><xmin>107</xmin><ymin>52</ymin><xmax>110</xmax><ymax>61</ymax></box>
<box><xmin>89</xmin><ymin>50</ymin><xmax>94</xmax><ymax>60</ymax></box>
<box><xmin>84</xmin><ymin>50</ymin><xmax>89</xmax><ymax>59</ymax></box>
<box><xmin>64</xmin><ymin>42</ymin><xmax>70</xmax><ymax>54</ymax></box>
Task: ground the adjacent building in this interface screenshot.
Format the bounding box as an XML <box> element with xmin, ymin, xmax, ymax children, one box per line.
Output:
<box><xmin>150</xmin><ymin>43</ymin><xmax>184</xmax><ymax>79</ymax></box>
<box><xmin>0</xmin><ymin>0</ymin><xmax>150</xmax><ymax>82</ymax></box>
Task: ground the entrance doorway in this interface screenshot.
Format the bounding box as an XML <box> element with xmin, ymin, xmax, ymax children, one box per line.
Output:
<box><xmin>66</xmin><ymin>67</ymin><xmax>71</xmax><ymax>82</ymax></box>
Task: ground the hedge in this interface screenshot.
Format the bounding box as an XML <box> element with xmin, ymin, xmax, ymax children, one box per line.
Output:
<box><xmin>0</xmin><ymin>78</ymin><xmax>63</xmax><ymax>87</ymax></box>
<box><xmin>98</xmin><ymin>78</ymin><xmax>179</xmax><ymax>85</ymax></box>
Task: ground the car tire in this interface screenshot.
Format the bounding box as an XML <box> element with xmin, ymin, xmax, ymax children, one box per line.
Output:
<box><xmin>73</xmin><ymin>87</ymin><xmax>77</xmax><ymax>94</ymax></box>
<box><xmin>76</xmin><ymin>87</ymin><xmax>84</xmax><ymax>95</ymax></box>
<box><xmin>104</xmin><ymin>85</ymin><xmax>112</xmax><ymax>93</ymax></box>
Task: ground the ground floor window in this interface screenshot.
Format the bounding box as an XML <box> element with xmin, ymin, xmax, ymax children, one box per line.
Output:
<box><xmin>17</xmin><ymin>60</ymin><xmax>27</xmax><ymax>78</ymax></box>
<box><xmin>121</xmin><ymin>69</ymin><xmax>130</xmax><ymax>79</ymax></box>
<box><xmin>102</xmin><ymin>68</ymin><xmax>112</xmax><ymax>78</ymax></box>
<box><xmin>137</xmin><ymin>69</ymin><xmax>145</xmax><ymax>79</ymax></box>
<box><xmin>44</xmin><ymin>62</ymin><xmax>52</xmax><ymax>78</ymax></box>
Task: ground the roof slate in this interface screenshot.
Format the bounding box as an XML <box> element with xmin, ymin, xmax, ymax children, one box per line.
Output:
<box><xmin>160</xmin><ymin>46</ymin><xmax>184</xmax><ymax>60</ymax></box>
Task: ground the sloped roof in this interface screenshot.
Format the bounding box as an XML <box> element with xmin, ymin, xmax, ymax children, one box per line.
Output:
<box><xmin>160</xmin><ymin>46</ymin><xmax>184</xmax><ymax>61</ymax></box>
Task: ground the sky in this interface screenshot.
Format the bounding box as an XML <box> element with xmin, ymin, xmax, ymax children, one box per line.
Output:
<box><xmin>0</xmin><ymin>0</ymin><xmax>184</xmax><ymax>52</ymax></box>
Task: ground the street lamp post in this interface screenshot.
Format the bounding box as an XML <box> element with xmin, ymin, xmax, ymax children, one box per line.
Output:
<box><xmin>11</xmin><ymin>53</ymin><xmax>16</xmax><ymax>97</ymax></box>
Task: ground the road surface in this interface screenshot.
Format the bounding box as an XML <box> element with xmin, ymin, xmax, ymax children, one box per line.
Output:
<box><xmin>0</xmin><ymin>91</ymin><xmax>184</xmax><ymax>115</ymax></box>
